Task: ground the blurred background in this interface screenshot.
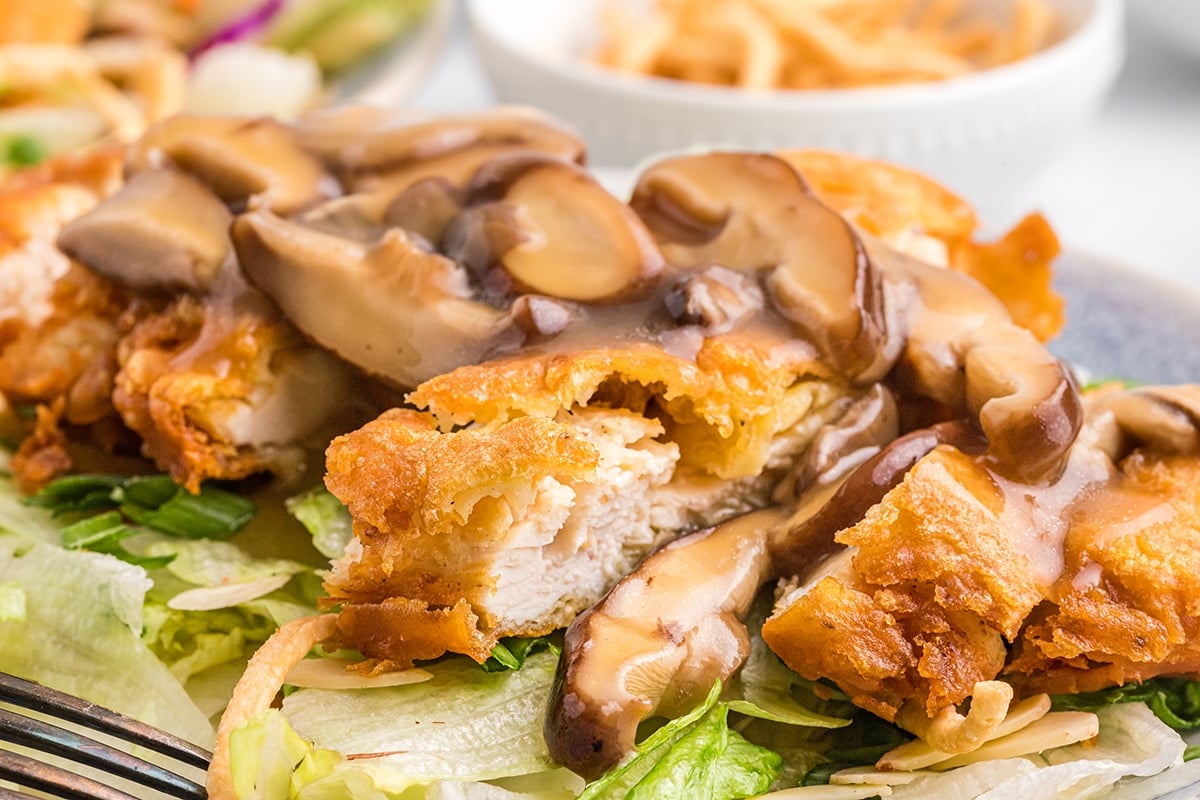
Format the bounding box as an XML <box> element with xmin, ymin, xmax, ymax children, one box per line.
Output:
<box><xmin>1</xmin><ymin>0</ymin><xmax>1195</xmax><ymax>291</ymax></box>
<box><xmin>413</xmin><ymin>0</ymin><xmax>1199</xmax><ymax>293</ymax></box>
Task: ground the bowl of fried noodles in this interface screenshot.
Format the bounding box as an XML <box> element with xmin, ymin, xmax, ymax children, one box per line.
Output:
<box><xmin>468</xmin><ymin>0</ymin><xmax>1123</xmax><ymax>219</ymax></box>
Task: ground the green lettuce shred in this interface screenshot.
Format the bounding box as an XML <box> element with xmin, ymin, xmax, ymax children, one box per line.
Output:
<box><xmin>1052</xmin><ymin>678</ymin><xmax>1200</xmax><ymax>731</ymax></box>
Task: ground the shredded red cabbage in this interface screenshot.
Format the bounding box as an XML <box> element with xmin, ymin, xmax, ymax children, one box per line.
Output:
<box><xmin>191</xmin><ymin>0</ymin><xmax>287</xmax><ymax>60</ymax></box>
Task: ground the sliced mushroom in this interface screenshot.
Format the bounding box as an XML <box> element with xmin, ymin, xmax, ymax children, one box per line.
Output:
<box><xmin>770</xmin><ymin>420</ymin><xmax>987</xmax><ymax>578</ymax></box>
<box><xmin>58</xmin><ymin>169</ymin><xmax>231</xmax><ymax>293</ymax></box>
<box><xmin>127</xmin><ymin>114</ymin><xmax>333</xmax><ymax>214</ymax></box>
<box><xmin>446</xmin><ymin>154</ymin><xmax>665</xmax><ymax>303</ymax></box>
<box><xmin>663</xmin><ymin>265</ymin><xmax>764</xmax><ymax>335</ymax></box>
<box><xmin>382</xmin><ymin>177</ymin><xmax>465</xmax><ymax>248</ymax></box>
<box><xmin>293</xmin><ymin>105</ymin><xmax>586</xmax><ymax>194</ymax></box>
<box><xmin>871</xmin><ymin>241</ymin><xmax>1082</xmax><ymax>482</ymax></box>
<box><xmin>630</xmin><ymin>153</ymin><xmax>895</xmax><ymax>383</ymax></box>
<box><xmin>232</xmin><ymin>210</ymin><xmax>520</xmax><ymax>388</ymax></box>
<box><xmin>546</xmin><ymin>507</ymin><xmax>789</xmax><ymax>780</ymax></box>
<box><xmin>773</xmin><ymin>384</ymin><xmax>899</xmax><ymax>503</ymax></box>
<box><xmin>1084</xmin><ymin>384</ymin><xmax>1200</xmax><ymax>460</ymax></box>
<box><xmin>546</xmin><ymin>392</ymin><xmax>916</xmax><ymax>779</ymax></box>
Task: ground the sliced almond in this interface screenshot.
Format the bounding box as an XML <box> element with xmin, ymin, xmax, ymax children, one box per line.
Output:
<box><xmin>932</xmin><ymin>711</ymin><xmax>1099</xmax><ymax>770</ymax></box>
<box><xmin>167</xmin><ymin>574</ymin><xmax>293</xmax><ymax>611</ymax></box>
<box><xmin>878</xmin><ymin>693</ymin><xmax>1052</xmax><ymax>771</ymax></box>
<box><xmin>284</xmin><ymin>657</ymin><xmax>432</xmax><ymax>690</ymax></box>
<box><xmin>830</xmin><ymin>767</ymin><xmax>932</xmax><ymax>786</ymax></box>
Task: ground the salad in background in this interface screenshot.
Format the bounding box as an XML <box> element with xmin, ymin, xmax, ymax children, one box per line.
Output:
<box><xmin>0</xmin><ymin>0</ymin><xmax>433</xmax><ymax>170</ymax></box>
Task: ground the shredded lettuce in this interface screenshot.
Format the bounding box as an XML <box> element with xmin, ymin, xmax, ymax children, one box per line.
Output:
<box><xmin>229</xmin><ymin>651</ymin><xmax>567</xmax><ymax>798</ymax></box>
<box><xmin>0</xmin><ymin>537</ymin><xmax>214</xmax><ymax>745</ymax></box>
<box><xmin>1052</xmin><ymin>678</ymin><xmax>1200</xmax><ymax>731</ymax></box>
<box><xmin>579</xmin><ymin>682</ymin><xmax>787</xmax><ymax>800</ymax></box>
<box><xmin>286</xmin><ymin>487</ymin><xmax>354</xmax><ymax>560</ymax></box>
<box><xmin>0</xmin><ymin>464</ymin><xmax>321</xmax><ymax>739</ymax></box>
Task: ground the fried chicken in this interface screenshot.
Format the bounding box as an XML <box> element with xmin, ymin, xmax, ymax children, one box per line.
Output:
<box><xmin>325</xmin><ymin>343</ymin><xmax>856</xmax><ymax>665</ymax></box>
<box><xmin>114</xmin><ymin>281</ymin><xmax>365</xmax><ymax>492</ymax></box>
<box><xmin>763</xmin><ymin>384</ymin><xmax>1200</xmax><ymax>748</ymax></box>
<box><xmin>0</xmin><ymin>143</ymin><xmax>370</xmax><ymax>491</ymax></box>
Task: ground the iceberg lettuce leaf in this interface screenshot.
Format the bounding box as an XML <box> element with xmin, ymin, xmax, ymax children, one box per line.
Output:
<box><xmin>280</xmin><ymin>651</ymin><xmax>561</xmax><ymax>791</ymax></box>
<box><xmin>0</xmin><ymin>537</ymin><xmax>214</xmax><ymax>745</ymax></box>
<box><xmin>286</xmin><ymin>488</ymin><xmax>354</xmax><ymax>560</ymax></box>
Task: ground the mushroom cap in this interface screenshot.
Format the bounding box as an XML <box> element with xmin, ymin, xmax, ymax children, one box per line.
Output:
<box><xmin>127</xmin><ymin>114</ymin><xmax>334</xmax><ymax>214</ymax></box>
<box><xmin>232</xmin><ymin>210</ymin><xmax>519</xmax><ymax>388</ymax></box>
<box><xmin>293</xmin><ymin>106</ymin><xmax>586</xmax><ymax>195</ymax></box>
<box><xmin>456</xmin><ymin>153</ymin><xmax>666</xmax><ymax>303</ymax></box>
<box><xmin>57</xmin><ymin>168</ymin><xmax>232</xmax><ymax>293</ymax></box>
<box><xmin>631</xmin><ymin>152</ymin><xmax>893</xmax><ymax>382</ymax></box>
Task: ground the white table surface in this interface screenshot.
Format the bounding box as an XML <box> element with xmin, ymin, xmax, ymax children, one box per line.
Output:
<box><xmin>410</xmin><ymin>5</ymin><xmax>1200</xmax><ymax>294</ymax></box>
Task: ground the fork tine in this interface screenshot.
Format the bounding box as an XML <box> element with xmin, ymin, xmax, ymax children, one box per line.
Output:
<box><xmin>0</xmin><ymin>673</ymin><xmax>211</xmax><ymax>769</ymax></box>
<box><xmin>0</xmin><ymin>707</ymin><xmax>207</xmax><ymax>799</ymax></box>
<box><xmin>0</xmin><ymin>748</ymin><xmax>141</xmax><ymax>800</ymax></box>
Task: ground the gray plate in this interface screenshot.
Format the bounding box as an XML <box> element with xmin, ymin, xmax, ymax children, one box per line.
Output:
<box><xmin>1053</xmin><ymin>252</ymin><xmax>1200</xmax><ymax>385</ymax></box>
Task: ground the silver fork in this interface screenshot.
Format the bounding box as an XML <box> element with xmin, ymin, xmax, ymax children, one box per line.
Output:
<box><xmin>0</xmin><ymin>672</ymin><xmax>210</xmax><ymax>799</ymax></box>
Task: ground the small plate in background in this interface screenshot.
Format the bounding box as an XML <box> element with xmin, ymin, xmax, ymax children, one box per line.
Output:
<box><xmin>330</xmin><ymin>0</ymin><xmax>455</xmax><ymax>107</ymax></box>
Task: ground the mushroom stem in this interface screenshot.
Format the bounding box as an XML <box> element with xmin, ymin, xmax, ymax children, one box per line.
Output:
<box><xmin>1084</xmin><ymin>384</ymin><xmax>1200</xmax><ymax>460</ymax></box>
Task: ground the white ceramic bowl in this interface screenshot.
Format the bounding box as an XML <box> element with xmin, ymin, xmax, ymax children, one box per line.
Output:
<box><xmin>1129</xmin><ymin>0</ymin><xmax>1200</xmax><ymax>62</ymax></box>
<box><xmin>468</xmin><ymin>0</ymin><xmax>1124</xmax><ymax>220</ymax></box>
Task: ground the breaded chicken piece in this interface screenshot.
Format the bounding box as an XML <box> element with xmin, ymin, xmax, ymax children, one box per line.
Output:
<box><xmin>780</xmin><ymin>150</ymin><xmax>1063</xmax><ymax>342</ymax></box>
<box><xmin>764</xmin><ymin>420</ymin><xmax>1200</xmax><ymax>743</ymax></box>
<box><xmin>115</xmin><ymin>283</ymin><xmax>366</xmax><ymax>492</ymax></box>
<box><xmin>0</xmin><ymin>146</ymin><xmax>367</xmax><ymax>492</ymax></box>
<box><xmin>1007</xmin><ymin>450</ymin><xmax>1200</xmax><ymax>694</ymax></box>
<box><xmin>325</xmin><ymin>344</ymin><xmax>853</xmax><ymax>666</ymax></box>
<box><xmin>0</xmin><ymin>148</ymin><xmax>127</xmax><ymax>487</ymax></box>
<box><xmin>764</xmin><ymin>446</ymin><xmax>1034</xmax><ymax>722</ymax></box>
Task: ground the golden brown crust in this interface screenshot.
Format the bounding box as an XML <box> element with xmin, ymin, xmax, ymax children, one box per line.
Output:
<box><xmin>335</xmin><ymin>597</ymin><xmax>492</xmax><ymax>666</ymax></box>
<box><xmin>323</xmin><ymin>410</ymin><xmax>602</xmax><ymax>637</ymax></box>
<box><xmin>0</xmin><ymin>147</ymin><xmax>128</xmax><ymax>486</ymax></box>
<box><xmin>764</xmin><ymin>447</ymin><xmax>1029</xmax><ymax>720</ymax></box>
<box><xmin>768</xmin><ymin>440</ymin><xmax>1200</xmax><ymax>724</ymax></box>
<box><xmin>410</xmin><ymin>338</ymin><xmax>825</xmax><ymax>480</ymax></box>
<box><xmin>779</xmin><ymin>149</ymin><xmax>977</xmax><ymax>247</ymax></box>
<box><xmin>1006</xmin><ymin>451</ymin><xmax>1200</xmax><ymax>693</ymax></box>
<box><xmin>949</xmin><ymin>212</ymin><xmax>1063</xmax><ymax>343</ymax></box>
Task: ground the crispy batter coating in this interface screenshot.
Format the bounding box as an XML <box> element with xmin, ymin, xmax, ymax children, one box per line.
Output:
<box><xmin>323</xmin><ymin>405</ymin><xmax>678</xmax><ymax>664</ymax></box>
<box><xmin>0</xmin><ymin>147</ymin><xmax>127</xmax><ymax>486</ymax></box>
<box><xmin>782</xmin><ymin>149</ymin><xmax>1063</xmax><ymax>341</ymax></box>
<box><xmin>328</xmin><ymin>348</ymin><xmax>844</xmax><ymax>665</ymax></box>
<box><xmin>115</xmin><ymin>288</ymin><xmax>361</xmax><ymax>492</ymax></box>
<box><xmin>1007</xmin><ymin>451</ymin><xmax>1200</xmax><ymax>693</ymax></box>
<box><xmin>764</xmin><ymin>446</ymin><xmax>1028</xmax><ymax>720</ymax></box>
<box><xmin>765</xmin><ymin>434</ymin><xmax>1200</xmax><ymax>732</ymax></box>
<box><xmin>410</xmin><ymin>338</ymin><xmax>826</xmax><ymax>480</ymax></box>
